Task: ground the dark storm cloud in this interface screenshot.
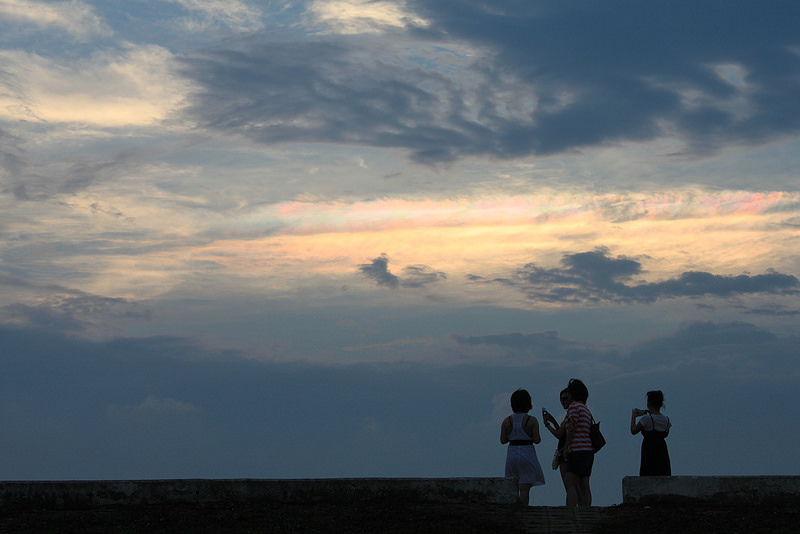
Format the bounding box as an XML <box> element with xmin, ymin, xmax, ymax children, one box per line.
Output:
<box><xmin>176</xmin><ymin>1</ymin><xmax>800</xmax><ymax>164</ymax></box>
<box><xmin>487</xmin><ymin>247</ymin><xmax>799</xmax><ymax>304</ymax></box>
<box><xmin>358</xmin><ymin>254</ymin><xmax>446</xmax><ymax>289</ymax></box>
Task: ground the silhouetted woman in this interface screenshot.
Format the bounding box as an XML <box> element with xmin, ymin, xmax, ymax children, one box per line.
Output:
<box><xmin>500</xmin><ymin>389</ymin><xmax>546</xmax><ymax>505</ymax></box>
<box><xmin>542</xmin><ymin>388</ymin><xmax>571</xmax><ymax>491</ymax></box>
<box><xmin>550</xmin><ymin>379</ymin><xmax>594</xmax><ymax>507</ymax></box>
<box><xmin>631</xmin><ymin>390</ymin><xmax>672</xmax><ymax>476</ymax></box>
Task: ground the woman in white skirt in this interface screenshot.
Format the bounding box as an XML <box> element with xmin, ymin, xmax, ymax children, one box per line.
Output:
<box><xmin>500</xmin><ymin>389</ymin><xmax>546</xmax><ymax>505</ymax></box>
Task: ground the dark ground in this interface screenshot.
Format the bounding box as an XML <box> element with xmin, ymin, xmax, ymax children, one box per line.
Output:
<box><xmin>594</xmin><ymin>501</ymin><xmax>800</xmax><ymax>534</ymax></box>
<box><xmin>1</xmin><ymin>499</ymin><xmax>798</xmax><ymax>533</ymax></box>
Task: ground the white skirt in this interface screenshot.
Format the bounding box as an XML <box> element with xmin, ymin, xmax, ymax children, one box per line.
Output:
<box><xmin>505</xmin><ymin>444</ymin><xmax>546</xmax><ymax>486</ymax></box>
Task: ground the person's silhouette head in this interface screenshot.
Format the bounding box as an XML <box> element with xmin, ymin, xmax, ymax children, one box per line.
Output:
<box><xmin>567</xmin><ymin>378</ymin><xmax>589</xmax><ymax>403</ymax></box>
<box><xmin>510</xmin><ymin>389</ymin><xmax>533</xmax><ymax>413</ymax></box>
<box><xmin>646</xmin><ymin>390</ymin><xmax>664</xmax><ymax>410</ymax></box>
<box><xmin>559</xmin><ymin>388</ymin><xmax>570</xmax><ymax>409</ymax></box>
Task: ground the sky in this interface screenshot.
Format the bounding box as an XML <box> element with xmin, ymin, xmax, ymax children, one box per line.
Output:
<box><xmin>1</xmin><ymin>0</ymin><xmax>799</xmax><ymax>506</ymax></box>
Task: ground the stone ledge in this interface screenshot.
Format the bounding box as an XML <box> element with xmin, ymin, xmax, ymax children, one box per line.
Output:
<box><xmin>623</xmin><ymin>476</ymin><xmax>800</xmax><ymax>505</ymax></box>
<box><xmin>0</xmin><ymin>478</ymin><xmax>519</xmax><ymax>511</ymax></box>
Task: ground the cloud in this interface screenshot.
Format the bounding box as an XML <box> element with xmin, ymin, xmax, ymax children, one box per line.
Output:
<box><xmin>412</xmin><ymin>0</ymin><xmax>800</xmax><ymax>157</ymax></box>
<box><xmin>358</xmin><ymin>254</ymin><xmax>446</xmax><ymax>289</ymax></box>
<box><xmin>746</xmin><ymin>305</ymin><xmax>800</xmax><ymax>317</ymax></box>
<box><xmin>0</xmin><ymin>128</ymin><xmax>24</xmax><ymax>180</ymax></box>
<box><xmin>0</xmin><ymin>276</ymin><xmax>151</xmax><ymax>336</ymax></box>
<box><xmin>176</xmin><ymin>38</ymin><xmax>473</xmax><ymax>164</ymax></box>
<box><xmin>0</xmin><ymin>46</ymin><xmax>189</xmax><ymax>126</ymax></box>
<box><xmin>107</xmin><ymin>395</ymin><xmax>200</xmax><ymax>419</ymax></box>
<box><xmin>451</xmin><ymin>319</ymin><xmax>800</xmax><ymax>382</ymax></box>
<box><xmin>454</xmin><ymin>331</ymin><xmax>563</xmax><ymax>350</ymax></box>
<box><xmin>451</xmin><ymin>330</ymin><xmax>623</xmax><ymax>373</ymax></box>
<box><xmin>0</xmin><ymin>44</ymin><xmax>194</xmax><ymax>199</ymax></box>
<box><xmin>167</xmin><ymin>0</ymin><xmax>264</xmax><ymax>32</ymax></box>
<box><xmin>358</xmin><ymin>254</ymin><xmax>399</xmax><ymax>288</ymax></box>
<box><xmin>633</xmin><ymin>321</ymin><xmax>777</xmax><ymax>355</ymax></box>
<box><xmin>308</xmin><ymin>0</ymin><xmax>429</xmax><ymax>34</ymax></box>
<box><xmin>625</xmin><ymin>320</ymin><xmax>800</xmax><ymax>380</ymax></box>
<box><xmin>4</xmin><ymin>149</ymin><xmax>149</xmax><ymax>200</ymax></box>
<box><xmin>399</xmin><ymin>264</ymin><xmax>447</xmax><ymax>288</ymax></box>
<box><xmin>451</xmin><ymin>331</ymin><xmax>604</xmax><ymax>365</ymax></box>
<box><xmin>496</xmin><ymin>247</ymin><xmax>799</xmax><ymax>304</ymax></box>
<box><xmin>175</xmin><ymin>1</ymin><xmax>800</xmax><ymax>164</ymax></box>
<box><xmin>0</xmin><ymin>0</ymin><xmax>111</xmax><ymax>40</ymax></box>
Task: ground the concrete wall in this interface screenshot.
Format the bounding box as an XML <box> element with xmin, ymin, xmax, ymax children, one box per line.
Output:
<box><xmin>0</xmin><ymin>478</ymin><xmax>519</xmax><ymax>511</ymax></box>
<box><xmin>623</xmin><ymin>476</ymin><xmax>800</xmax><ymax>505</ymax></box>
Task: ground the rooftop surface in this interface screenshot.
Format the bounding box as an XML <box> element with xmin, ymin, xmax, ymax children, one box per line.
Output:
<box><xmin>1</xmin><ymin>499</ymin><xmax>798</xmax><ymax>533</ymax></box>
<box><xmin>1</xmin><ymin>477</ymin><xmax>798</xmax><ymax>533</ymax></box>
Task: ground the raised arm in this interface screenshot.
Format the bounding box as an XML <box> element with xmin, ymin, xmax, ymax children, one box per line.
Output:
<box><xmin>630</xmin><ymin>409</ymin><xmax>643</xmax><ymax>435</ymax></box>
<box><xmin>542</xmin><ymin>411</ymin><xmax>560</xmax><ymax>437</ymax></box>
<box><xmin>543</xmin><ymin>418</ymin><xmax>560</xmax><ymax>439</ymax></box>
<box><xmin>546</xmin><ymin>413</ymin><xmax>569</xmax><ymax>440</ymax></box>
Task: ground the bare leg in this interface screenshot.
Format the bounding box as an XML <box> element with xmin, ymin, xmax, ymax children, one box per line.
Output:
<box><xmin>564</xmin><ymin>472</ymin><xmax>579</xmax><ymax>507</ymax></box>
<box><xmin>519</xmin><ymin>483</ymin><xmax>532</xmax><ymax>506</ymax></box>
<box><xmin>577</xmin><ymin>476</ymin><xmax>592</xmax><ymax>507</ymax></box>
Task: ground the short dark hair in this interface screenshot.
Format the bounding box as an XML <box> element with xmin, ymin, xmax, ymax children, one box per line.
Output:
<box><xmin>567</xmin><ymin>378</ymin><xmax>589</xmax><ymax>403</ymax></box>
<box><xmin>647</xmin><ymin>390</ymin><xmax>665</xmax><ymax>409</ymax></box>
<box><xmin>510</xmin><ymin>389</ymin><xmax>532</xmax><ymax>413</ymax></box>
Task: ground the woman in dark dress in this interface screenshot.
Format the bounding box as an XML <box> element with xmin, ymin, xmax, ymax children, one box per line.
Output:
<box><xmin>630</xmin><ymin>390</ymin><xmax>672</xmax><ymax>476</ymax></box>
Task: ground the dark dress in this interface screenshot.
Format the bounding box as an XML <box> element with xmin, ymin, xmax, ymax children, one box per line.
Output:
<box><xmin>639</xmin><ymin>414</ymin><xmax>671</xmax><ymax>476</ymax></box>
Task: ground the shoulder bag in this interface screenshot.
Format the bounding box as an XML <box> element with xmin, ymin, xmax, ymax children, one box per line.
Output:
<box><xmin>590</xmin><ymin>415</ymin><xmax>606</xmax><ymax>453</ymax></box>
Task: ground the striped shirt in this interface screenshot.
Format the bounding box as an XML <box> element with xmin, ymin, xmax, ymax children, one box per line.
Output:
<box><xmin>567</xmin><ymin>402</ymin><xmax>593</xmax><ymax>452</ymax></box>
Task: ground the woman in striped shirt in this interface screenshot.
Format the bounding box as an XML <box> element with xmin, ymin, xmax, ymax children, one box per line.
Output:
<box><xmin>563</xmin><ymin>378</ymin><xmax>594</xmax><ymax>507</ymax></box>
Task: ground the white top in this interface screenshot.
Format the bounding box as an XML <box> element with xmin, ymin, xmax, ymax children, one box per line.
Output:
<box><xmin>641</xmin><ymin>413</ymin><xmax>671</xmax><ymax>432</ymax></box>
<box><xmin>509</xmin><ymin>413</ymin><xmax>532</xmax><ymax>441</ymax></box>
